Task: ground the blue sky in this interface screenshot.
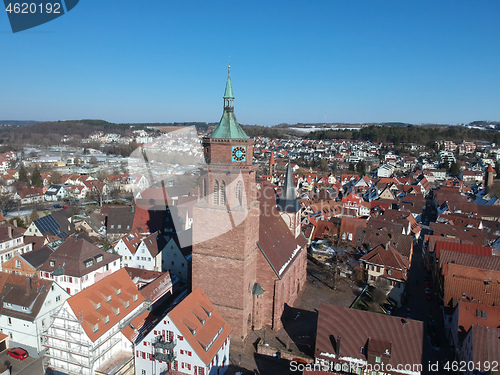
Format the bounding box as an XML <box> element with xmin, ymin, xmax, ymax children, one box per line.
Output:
<box><xmin>1</xmin><ymin>1</ymin><xmax>500</xmax><ymax>126</ymax></box>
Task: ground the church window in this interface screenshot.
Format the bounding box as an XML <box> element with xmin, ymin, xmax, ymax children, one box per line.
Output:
<box><xmin>220</xmin><ymin>181</ymin><xmax>226</xmax><ymax>205</ymax></box>
<box><xmin>213</xmin><ymin>180</ymin><xmax>219</xmax><ymax>205</ymax></box>
<box><xmin>236</xmin><ymin>181</ymin><xmax>243</xmax><ymax>206</ymax></box>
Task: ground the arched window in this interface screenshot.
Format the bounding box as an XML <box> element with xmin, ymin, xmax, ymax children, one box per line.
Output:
<box><xmin>236</xmin><ymin>181</ymin><xmax>243</xmax><ymax>206</ymax></box>
<box><xmin>213</xmin><ymin>180</ymin><xmax>219</xmax><ymax>205</ymax></box>
<box><xmin>220</xmin><ymin>181</ymin><xmax>226</xmax><ymax>205</ymax></box>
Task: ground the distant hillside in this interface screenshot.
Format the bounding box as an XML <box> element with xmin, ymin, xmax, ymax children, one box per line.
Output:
<box><xmin>0</xmin><ymin>120</ymin><xmax>39</xmax><ymax>127</ymax></box>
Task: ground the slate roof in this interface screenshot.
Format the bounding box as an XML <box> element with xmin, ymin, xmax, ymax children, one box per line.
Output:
<box><xmin>21</xmin><ymin>246</ymin><xmax>53</xmax><ymax>269</ymax></box>
<box><xmin>258</xmin><ymin>184</ymin><xmax>306</xmax><ymax>278</ymax></box>
<box><xmin>315</xmin><ymin>304</ymin><xmax>423</xmax><ymax>374</ymax></box>
<box><xmin>168</xmin><ymin>287</ymin><xmax>232</xmax><ymax>365</ymax></box>
<box><xmin>66</xmin><ymin>268</ymin><xmax>145</xmax><ymax>342</ymax></box>
<box><xmin>106</xmin><ymin>206</ymin><xmax>134</xmax><ymax>234</ymax></box>
<box><xmin>38</xmin><ymin>235</ymin><xmax>120</xmax><ymax>277</ymax></box>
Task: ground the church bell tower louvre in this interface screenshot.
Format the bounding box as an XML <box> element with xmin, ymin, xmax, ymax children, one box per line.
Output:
<box><xmin>192</xmin><ymin>65</ymin><xmax>260</xmax><ymax>341</ymax></box>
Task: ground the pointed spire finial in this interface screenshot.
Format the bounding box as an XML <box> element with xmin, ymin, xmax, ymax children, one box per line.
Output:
<box><xmin>228</xmin><ymin>54</ymin><xmax>231</xmax><ymax>77</ymax></box>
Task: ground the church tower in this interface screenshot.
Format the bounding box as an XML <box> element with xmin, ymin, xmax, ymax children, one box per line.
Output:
<box><xmin>192</xmin><ymin>66</ymin><xmax>259</xmax><ymax>341</ymax></box>
<box><xmin>277</xmin><ymin>162</ymin><xmax>302</xmax><ymax>238</ymax></box>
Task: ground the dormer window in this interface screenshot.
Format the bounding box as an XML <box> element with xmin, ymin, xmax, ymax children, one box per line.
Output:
<box><xmin>104</xmin><ymin>316</ymin><xmax>110</xmax><ymax>324</ymax></box>
<box><xmin>93</xmin><ymin>323</ymin><xmax>99</xmax><ymax>333</ymax></box>
<box><xmin>96</xmin><ymin>255</ymin><xmax>103</xmax><ymax>263</ymax></box>
<box><xmin>96</xmin><ymin>302</ymin><xmax>101</xmax><ymax>310</ymax></box>
<box><xmin>50</xmin><ymin>260</ymin><xmax>55</xmax><ymax>267</ymax></box>
<box><xmin>105</xmin><ymin>295</ymin><xmax>111</xmax><ymax>302</ymax></box>
<box><xmin>133</xmin><ymin>294</ymin><xmax>138</xmax><ymax>302</ymax></box>
<box><xmin>115</xmin><ymin>288</ymin><xmax>121</xmax><ymax>295</ymax></box>
<box><xmin>115</xmin><ymin>307</ymin><xmax>120</xmax><ymax>316</ymax></box>
<box><xmin>15</xmin><ymin>260</ymin><xmax>21</xmax><ymax>269</ymax></box>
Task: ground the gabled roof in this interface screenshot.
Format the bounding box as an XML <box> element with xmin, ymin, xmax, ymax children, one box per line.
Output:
<box><xmin>21</xmin><ymin>246</ymin><xmax>53</xmax><ymax>269</ymax></box>
<box><xmin>434</xmin><ymin>241</ymin><xmax>492</xmax><ymax>259</ymax></box>
<box><xmin>439</xmin><ymin>250</ymin><xmax>500</xmax><ymax>272</ymax></box>
<box><xmin>168</xmin><ymin>287</ymin><xmax>231</xmax><ymax>365</ymax></box>
<box><xmin>0</xmin><ymin>272</ymin><xmax>56</xmax><ymax>322</ymax></box>
<box><xmin>66</xmin><ymin>268</ymin><xmax>145</xmax><ymax>342</ymax></box>
<box><xmin>33</xmin><ymin>210</ymin><xmax>75</xmax><ymax>240</ymax></box>
<box><xmin>315</xmin><ymin>304</ymin><xmax>423</xmax><ymax>373</ymax></box>
<box><xmin>360</xmin><ymin>244</ymin><xmax>410</xmax><ymax>276</ymax></box>
<box><xmin>353</xmin><ymin>227</ymin><xmax>412</xmax><ymax>259</ymax></box>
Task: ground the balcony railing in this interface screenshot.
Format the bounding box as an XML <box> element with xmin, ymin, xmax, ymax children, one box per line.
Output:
<box><xmin>154</xmin><ymin>351</ymin><xmax>176</xmax><ymax>363</ymax></box>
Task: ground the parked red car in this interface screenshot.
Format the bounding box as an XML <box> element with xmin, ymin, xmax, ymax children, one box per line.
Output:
<box><xmin>7</xmin><ymin>347</ymin><xmax>29</xmax><ymax>361</ymax></box>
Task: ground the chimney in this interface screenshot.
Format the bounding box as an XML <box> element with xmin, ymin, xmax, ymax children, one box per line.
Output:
<box><xmin>335</xmin><ymin>335</ymin><xmax>341</xmax><ymax>356</ymax></box>
<box><xmin>386</xmin><ymin>240</ymin><xmax>390</xmax><ymax>249</ymax></box>
<box><xmin>13</xmin><ymin>219</ymin><xmax>17</xmax><ymax>227</ymax></box>
<box><xmin>7</xmin><ymin>226</ymin><xmax>12</xmax><ymax>239</ymax></box>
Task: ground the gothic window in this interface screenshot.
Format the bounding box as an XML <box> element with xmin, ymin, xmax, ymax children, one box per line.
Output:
<box><xmin>221</xmin><ymin>181</ymin><xmax>226</xmax><ymax>205</ymax></box>
<box><xmin>236</xmin><ymin>181</ymin><xmax>243</xmax><ymax>206</ymax></box>
<box><xmin>214</xmin><ymin>180</ymin><xmax>219</xmax><ymax>205</ymax></box>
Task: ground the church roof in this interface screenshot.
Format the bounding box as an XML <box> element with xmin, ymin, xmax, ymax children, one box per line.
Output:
<box><xmin>210</xmin><ymin>69</ymin><xmax>249</xmax><ymax>140</ymax></box>
<box><xmin>258</xmin><ymin>184</ymin><xmax>306</xmax><ymax>279</ymax></box>
<box><xmin>223</xmin><ymin>75</ymin><xmax>234</xmax><ymax>99</ymax></box>
<box><xmin>277</xmin><ymin>161</ymin><xmax>301</xmax><ymax>212</ymax></box>
<box><xmin>210</xmin><ymin>110</ymin><xmax>249</xmax><ymax>139</ymax></box>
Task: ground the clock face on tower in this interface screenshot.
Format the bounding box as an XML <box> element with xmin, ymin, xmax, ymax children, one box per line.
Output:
<box><xmin>231</xmin><ymin>146</ymin><xmax>247</xmax><ymax>162</ymax></box>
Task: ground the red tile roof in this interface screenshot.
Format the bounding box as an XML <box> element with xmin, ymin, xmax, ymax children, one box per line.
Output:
<box><xmin>315</xmin><ymin>304</ymin><xmax>423</xmax><ymax>374</ymax></box>
<box><xmin>435</xmin><ymin>241</ymin><xmax>493</xmax><ymax>259</ymax></box>
<box><xmin>66</xmin><ymin>268</ymin><xmax>145</xmax><ymax>342</ymax></box>
<box><xmin>168</xmin><ymin>287</ymin><xmax>231</xmax><ymax>365</ymax></box>
<box><xmin>442</xmin><ymin>263</ymin><xmax>500</xmax><ymax>307</ymax></box>
<box><xmin>457</xmin><ymin>301</ymin><xmax>500</xmax><ymax>336</ymax></box>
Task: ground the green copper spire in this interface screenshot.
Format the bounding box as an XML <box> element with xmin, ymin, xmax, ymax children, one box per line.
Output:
<box><xmin>210</xmin><ymin>65</ymin><xmax>249</xmax><ymax>139</ymax></box>
<box><xmin>223</xmin><ymin>65</ymin><xmax>234</xmax><ymax>99</ymax></box>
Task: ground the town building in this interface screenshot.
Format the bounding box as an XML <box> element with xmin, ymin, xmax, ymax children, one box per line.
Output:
<box><xmin>0</xmin><ymin>222</ymin><xmax>32</xmax><ymax>270</ymax></box>
<box><xmin>0</xmin><ymin>272</ymin><xmax>69</xmax><ymax>357</ymax></box>
<box><xmin>42</xmin><ymin>268</ymin><xmax>148</xmax><ymax>375</ymax></box>
<box><xmin>314</xmin><ymin>304</ymin><xmax>423</xmax><ymax>375</ymax></box>
<box><xmin>38</xmin><ymin>235</ymin><xmax>121</xmax><ymax>295</ymax></box>
<box><xmin>134</xmin><ymin>287</ymin><xmax>231</xmax><ymax>375</ymax></box>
